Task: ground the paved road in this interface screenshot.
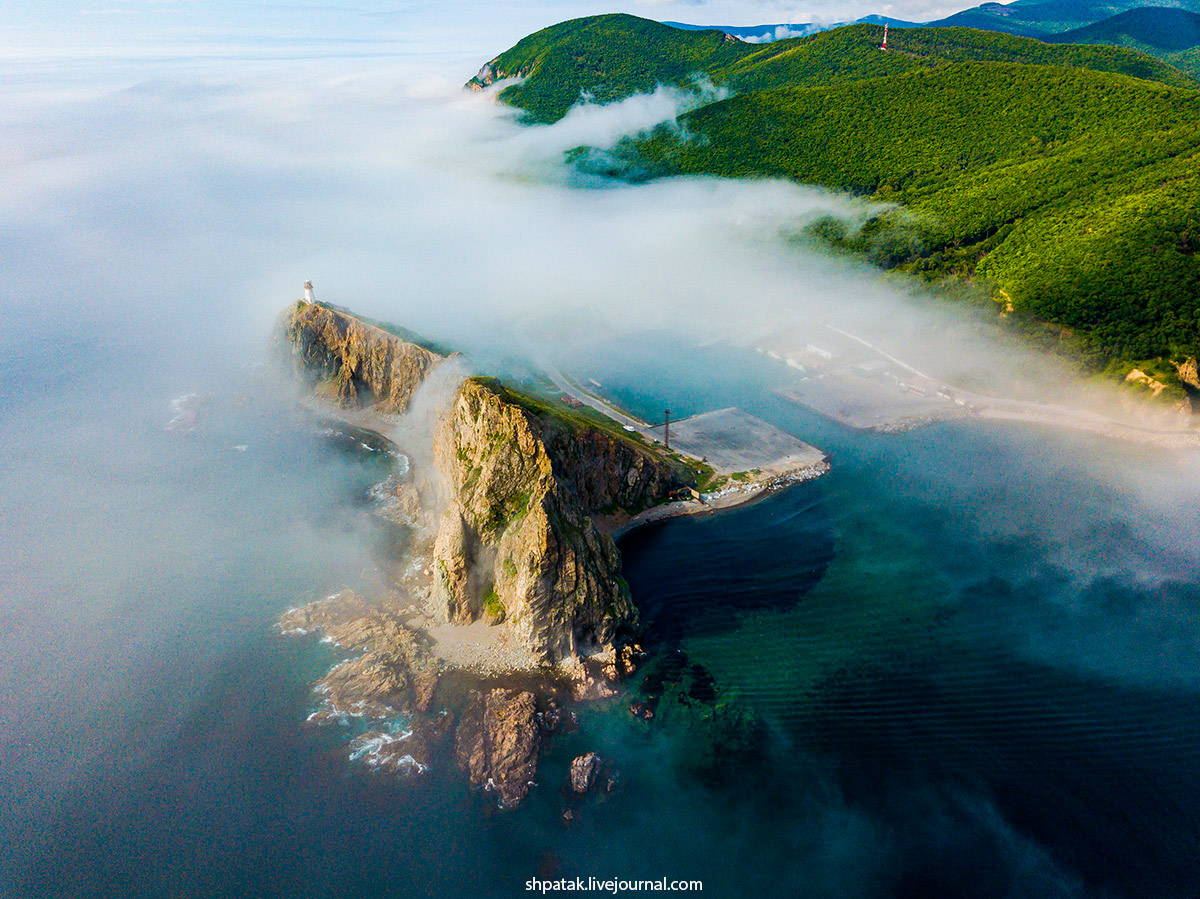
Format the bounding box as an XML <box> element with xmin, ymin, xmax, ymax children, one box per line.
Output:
<box><xmin>534</xmin><ymin>356</ymin><xmax>674</xmax><ymax>447</ymax></box>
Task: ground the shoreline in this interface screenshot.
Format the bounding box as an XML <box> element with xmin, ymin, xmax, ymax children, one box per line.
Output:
<box><xmin>816</xmin><ymin>324</ymin><xmax>1200</xmax><ymax>449</ymax></box>
<box><xmin>298</xmin><ymin>391</ymin><xmax>835</xmax><ymax>540</ymax></box>
<box><xmin>970</xmin><ymin>405</ymin><xmax>1200</xmax><ymax>448</ymax></box>
<box><xmin>608</xmin><ymin>461</ymin><xmax>830</xmax><ymax>539</ymax></box>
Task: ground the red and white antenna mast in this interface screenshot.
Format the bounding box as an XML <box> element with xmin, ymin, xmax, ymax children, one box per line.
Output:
<box><xmin>880</xmin><ymin>23</ymin><xmax>889</xmax><ymax>50</ymax></box>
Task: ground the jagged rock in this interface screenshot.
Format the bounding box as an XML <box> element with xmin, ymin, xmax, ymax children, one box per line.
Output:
<box><xmin>347</xmin><ymin>710</ymin><xmax>452</xmax><ymax>776</ymax></box>
<box><xmin>569</xmin><ymin>752</ymin><xmax>602</xmax><ymax>794</ymax></box>
<box><xmin>371</xmin><ymin>475</ymin><xmax>426</xmax><ymax>529</ymax></box>
<box><xmin>275</xmin><ymin>301</ymin><xmax>443</xmax><ymax>414</ymax></box>
<box><xmin>466</xmin><ymin>63</ymin><xmax>495</xmax><ymax>90</ymax></box>
<box><xmin>616</xmin><ymin>642</ymin><xmax>646</xmax><ymax>679</ymax></box>
<box><xmin>1176</xmin><ymin>357</ymin><xmax>1200</xmax><ymax>391</ymax></box>
<box><xmin>561</xmin><ymin>752</ymin><xmax>618</xmax><ymax>825</ymax></box>
<box><xmin>394</xmin><ymin>479</ymin><xmax>424</xmax><ymax>520</ymax></box>
<box><xmin>311</xmin><ymin>655</ymin><xmax>409</xmax><ymax>721</ymax></box>
<box><xmin>431</xmin><ymin>378</ymin><xmax>686</xmax><ymax>662</ymax></box>
<box><xmin>282</xmin><ymin>591</ymin><xmax>441</xmax><ymax>724</ymax></box>
<box><xmin>537</xmin><ymin>704</ymin><xmax>577</xmax><ymax>735</ymax></box>
<box><xmin>432</xmin><ymin>506</ymin><xmax>481</xmax><ymax>622</ymax></box>
<box><xmin>348</xmin><ymin>729</ymin><xmax>430</xmax><ymax>776</ymax></box>
<box><xmin>454</xmin><ymin>688</ymin><xmax>542</xmax><ymax>808</ymax></box>
<box><xmin>629</xmin><ymin>700</ymin><xmax>654</xmax><ymax>720</ymax></box>
<box><xmin>570</xmin><ymin>664</ymin><xmax>618</xmax><ymax>701</ymax></box>
<box><xmin>412</xmin><ymin>668</ymin><xmax>440</xmax><ymax>713</ymax></box>
<box><xmin>464</xmin><ymin>61</ymin><xmax>531</xmax><ymax>92</ymax></box>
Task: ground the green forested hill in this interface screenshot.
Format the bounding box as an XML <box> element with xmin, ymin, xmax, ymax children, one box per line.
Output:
<box><xmin>1050</xmin><ymin>8</ymin><xmax>1200</xmax><ymax>76</ymax></box>
<box><xmin>929</xmin><ymin>0</ymin><xmax>1200</xmax><ymax>37</ymax></box>
<box><xmin>621</xmin><ymin>65</ymin><xmax>1200</xmax><ymax>360</ymax></box>
<box><xmin>1055</xmin><ymin>6</ymin><xmax>1200</xmax><ymax>48</ymax></box>
<box><xmin>474</xmin><ymin>14</ymin><xmax>1200</xmax><ymax>366</ymax></box>
<box><xmin>474</xmin><ymin>15</ymin><xmax>1193</xmax><ymax>122</ymax></box>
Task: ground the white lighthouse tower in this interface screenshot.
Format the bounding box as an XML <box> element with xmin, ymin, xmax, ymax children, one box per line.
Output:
<box><xmin>303</xmin><ymin>280</ymin><xmax>315</xmax><ymax>303</ymax></box>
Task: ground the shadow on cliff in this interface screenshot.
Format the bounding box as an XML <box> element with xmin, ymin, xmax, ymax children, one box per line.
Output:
<box><xmin>617</xmin><ymin>481</ymin><xmax>834</xmax><ymax>644</ymax></box>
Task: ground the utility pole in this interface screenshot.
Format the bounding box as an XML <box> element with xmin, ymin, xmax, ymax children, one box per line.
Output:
<box><xmin>648</xmin><ymin>408</ymin><xmax>673</xmax><ymax>449</ymax></box>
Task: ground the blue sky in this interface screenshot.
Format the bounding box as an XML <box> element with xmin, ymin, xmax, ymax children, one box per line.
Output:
<box><xmin>3</xmin><ymin>0</ymin><xmax>967</xmax><ymax>57</ymax></box>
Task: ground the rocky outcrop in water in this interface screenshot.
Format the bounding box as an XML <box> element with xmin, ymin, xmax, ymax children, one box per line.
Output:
<box><xmin>568</xmin><ymin>752</ymin><xmax>603</xmax><ymax>794</ymax></box>
<box><xmin>431</xmin><ymin>378</ymin><xmax>688</xmax><ymax>662</ymax></box>
<box><xmin>276</xmin><ymin>302</ymin><xmax>443</xmax><ymax>414</ymax></box>
<box><xmin>348</xmin><ymin>715</ymin><xmax>451</xmax><ymax>776</ymax></box>
<box><xmin>273</xmin><ymin>302</ymin><xmax>769</xmax><ymax>811</ymax></box>
<box><xmin>454</xmin><ymin>688</ymin><xmax>542</xmax><ymax>808</ymax></box>
<box><xmin>280</xmin><ymin>591</ymin><xmax>442</xmax><ymax>721</ymax></box>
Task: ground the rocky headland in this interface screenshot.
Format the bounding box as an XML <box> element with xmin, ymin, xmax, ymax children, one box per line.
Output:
<box><xmin>273</xmin><ymin>299</ymin><xmax>804</xmax><ymax>811</ymax></box>
<box><xmin>431</xmin><ymin>375</ymin><xmax>689</xmax><ymax>661</ymax></box>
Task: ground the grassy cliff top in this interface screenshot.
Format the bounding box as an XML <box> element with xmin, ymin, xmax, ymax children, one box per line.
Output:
<box><xmin>313</xmin><ymin>302</ymin><xmax>456</xmax><ymax>357</ymax></box>
<box><xmin>468</xmin><ymin>375</ymin><xmax>649</xmax><ymax>447</ymax></box>
<box><xmin>467</xmin><ymin>376</ymin><xmax>700</xmax><ymax>485</ymax></box>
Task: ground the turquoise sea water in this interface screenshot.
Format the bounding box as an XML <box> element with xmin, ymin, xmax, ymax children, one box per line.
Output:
<box><xmin>3</xmin><ymin>326</ymin><xmax>1199</xmax><ymax>899</ymax></box>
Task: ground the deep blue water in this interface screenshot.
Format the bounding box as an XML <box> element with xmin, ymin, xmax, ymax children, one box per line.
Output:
<box><xmin>3</xmin><ymin>331</ymin><xmax>1200</xmax><ymax>899</ymax></box>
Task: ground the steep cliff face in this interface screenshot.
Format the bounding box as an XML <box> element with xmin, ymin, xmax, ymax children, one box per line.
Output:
<box><xmin>464</xmin><ymin>61</ymin><xmax>530</xmax><ymax>92</ymax></box>
<box><xmin>432</xmin><ymin>378</ymin><xmax>687</xmax><ymax>662</ymax></box>
<box><xmin>276</xmin><ymin>301</ymin><xmax>443</xmax><ymax>414</ymax></box>
<box><xmin>278</xmin><ymin>303</ymin><xmax>689</xmax><ymax>663</ymax></box>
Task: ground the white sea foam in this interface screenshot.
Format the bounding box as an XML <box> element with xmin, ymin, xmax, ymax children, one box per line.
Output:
<box><xmin>307</xmin><ymin>702</ymin><xmax>367</xmax><ymax>724</ymax></box>
<box><xmin>165</xmin><ymin>393</ymin><xmax>204</xmax><ymax>432</ymax></box>
<box><xmin>368</xmin><ymin>471</ymin><xmax>415</xmax><ymax>522</ymax></box>
<box><xmin>348</xmin><ymin>730</ymin><xmax>427</xmax><ymax>774</ymax></box>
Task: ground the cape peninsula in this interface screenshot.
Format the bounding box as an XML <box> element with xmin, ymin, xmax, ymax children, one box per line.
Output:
<box><xmin>274</xmin><ymin>298</ymin><xmax>828</xmax><ymax>808</ymax></box>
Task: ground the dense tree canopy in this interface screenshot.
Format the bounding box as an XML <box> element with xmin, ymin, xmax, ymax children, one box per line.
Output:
<box><xmin>476</xmin><ymin>14</ymin><xmax>1200</xmax><ymax>365</ymax></box>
